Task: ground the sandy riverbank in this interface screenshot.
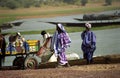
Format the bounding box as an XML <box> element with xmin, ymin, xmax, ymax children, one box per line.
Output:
<box><xmin>0</xmin><ymin>54</ymin><xmax>120</xmax><ymax>78</ymax></box>
<box><xmin>0</xmin><ymin>64</ymin><xmax>120</xmax><ymax>78</ymax></box>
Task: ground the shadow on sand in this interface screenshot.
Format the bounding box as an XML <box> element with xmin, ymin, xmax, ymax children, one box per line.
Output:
<box><xmin>38</xmin><ymin>54</ymin><xmax>120</xmax><ymax>69</ymax></box>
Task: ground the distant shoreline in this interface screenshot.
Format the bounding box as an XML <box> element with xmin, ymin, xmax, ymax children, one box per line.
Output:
<box><xmin>0</xmin><ymin>2</ymin><xmax>120</xmax><ymax>25</ymax></box>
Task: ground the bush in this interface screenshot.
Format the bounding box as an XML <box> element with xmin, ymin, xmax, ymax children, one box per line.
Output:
<box><xmin>105</xmin><ymin>0</ymin><xmax>112</xmax><ymax>5</ymax></box>
<box><xmin>6</xmin><ymin>1</ymin><xmax>19</xmax><ymax>9</ymax></box>
<box><xmin>81</xmin><ymin>0</ymin><xmax>88</xmax><ymax>6</ymax></box>
<box><xmin>34</xmin><ymin>1</ymin><xmax>40</xmax><ymax>7</ymax></box>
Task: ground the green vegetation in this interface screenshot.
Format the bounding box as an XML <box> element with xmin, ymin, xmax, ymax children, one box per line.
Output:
<box><xmin>45</xmin><ymin>25</ymin><xmax>120</xmax><ymax>34</ymax></box>
<box><xmin>0</xmin><ymin>0</ymin><xmax>120</xmax><ymax>34</ymax></box>
<box><xmin>11</xmin><ymin>25</ymin><xmax>120</xmax><ymax>35</ymax></box>
<box><xmin>0</xmin><ymin>6</ymin><xmax>120</xmax><ymax>18</ymax></box>
<box><xmin>0</xmin><ymin>0</ymin><xmax>119</xmax><ymax>9</ymax></box>
<box><xmin>0</xmin><ymin>5</ymin><xmax>120</xmax><ymax>25</ymax></box>
<box><xmin>0</xmin><ymin>0</ymin><xmax>86</xmax><ymax>9</ymax></box>
<box><xmin>81</xmin><ymin>0</ymin><xmax>88</xmax><ymax>6</ymax></box>
<box><xmin>0</xmin><ymin>17</ymin><xmax>16</xmax><ymax>25</ymax></box>
<box><xmin>105</xmin><ymin>0</ymin><xmax>112</xmax><ymax>5</ymax></box>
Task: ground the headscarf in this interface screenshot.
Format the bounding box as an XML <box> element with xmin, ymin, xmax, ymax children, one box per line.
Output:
<box><xmin>57</xmin><ymin>23</ymin><xmax>71</xmax><ymax>47</ymax></box>
<box><xmin>57</xmin><ymin>23</ymin><xmax>66</xmax><ymax>32</ymax></box>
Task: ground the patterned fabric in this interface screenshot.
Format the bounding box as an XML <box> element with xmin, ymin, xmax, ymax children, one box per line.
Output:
<box><xmin>59</xmin><ymin>32</ymin><xmax>71</xmax><ymax>48</ymax></box>
<box><xmin>51</xmin><ymin>24</ymin><xmax>71</xmax><ymax>65</ymax></box>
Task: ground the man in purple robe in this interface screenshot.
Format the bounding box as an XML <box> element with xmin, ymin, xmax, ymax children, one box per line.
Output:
<box><xmin>51</xmin><ymin>23</ymin><xmax>71</xmax><ymax>67</ymax></box>
<box><xmin>81</xmin><ymin>22</ymin><xmax>96</xmax><ymax>64</ymax></box>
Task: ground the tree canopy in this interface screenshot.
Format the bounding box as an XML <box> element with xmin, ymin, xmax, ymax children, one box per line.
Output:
<box><xmin>0</xmin><ymin>0</ymin><xmax>114</xmax><ymax>9</ymax></box>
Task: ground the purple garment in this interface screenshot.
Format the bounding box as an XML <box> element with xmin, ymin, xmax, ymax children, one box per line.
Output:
<box><xmin>56</xmin><ymin>32</ymin><xmax>71</xmax><ymax>65</ymax></box>
<box><xmin>81</xmin><ymin>30</ymin><xmax>96</xmax><ymax>63</ymax></box>
<box><xmin>51</xmin><ymin>24</ymin><xmax>71</xmax><ymax>65</ymax></box>
<box><xmin>58</xmin><ymin>47</ymin><xmax>68</xmax><ymax>65</ymax></box>
<box><xmin>81</xmin><ymin>31</ymin><xmax>96</xmax><ymax>48</ymax></box>
<box><xmin>60</xmin><ymin>33</ymin><xmax>71</xmax><ymax>48</ymax></box>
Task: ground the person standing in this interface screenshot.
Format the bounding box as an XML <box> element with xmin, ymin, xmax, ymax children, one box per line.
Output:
<box><xmin>81</xmin><ymin>22</ymin><xmax>96</xmax><ymax>64</ymax></box>
<box><xmin>51</xmin><ymin>23</ymin><xmax>71</xmax><ymax>67</ymax></box>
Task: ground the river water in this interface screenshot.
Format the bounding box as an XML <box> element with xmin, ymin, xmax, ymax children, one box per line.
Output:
<box><xmin>2</xmin><ymin>10</ymin><xmax>120</xmax><ymax>33</ymax></box>
<box><xmin>3</xmin><ymin>28</ymin><xmax>120</xmax><ymax>66</ymax></box>
<box><xmin>23</xmin><ymin>28</ymin><xmax>120</xmax><ymax>56</ymax></box>
<box><xmin>2</xmin><ymin>10</ymin><xmax>120</xmax><ymax>66</ymax></box>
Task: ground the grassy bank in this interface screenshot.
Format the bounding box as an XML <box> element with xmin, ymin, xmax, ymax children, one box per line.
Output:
<box><xmin>0</xmin><ymin>1</ymin><xmax>120</xmax><ymax>35</ymax></box>
<box><xmin>17</xmin><ymin>25</ymin><xmax>120</xmax><ymax>35</ymax></box>
<box><xmin>0</xmin><ymin>2</ymin><xmax>120</xmax><ymax>25</ymax></box>
<box><xmin>0</xmin><ymin>5</ymin><xmax>120</xmax><ymax>18</ymax></box>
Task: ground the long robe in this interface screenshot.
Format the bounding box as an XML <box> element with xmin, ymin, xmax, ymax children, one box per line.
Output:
<box><xmin>51</xmin><ymin>24</ymin><xmax>71</xmax><ymax>65</ymax></box>
<box><xmin>81</xmin><ymin>30</ymin><xmax>96</xmax><ymax>64</ymax></box>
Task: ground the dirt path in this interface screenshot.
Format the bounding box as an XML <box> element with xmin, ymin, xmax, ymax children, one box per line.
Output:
<box><xmin>0</xmin><ymin>54</ymin><xmax>120</xmax><ymax>78</ymax></box>
<box><xmin>0</xmin><ymin>63</ymin><xmax>120</xmax><ymax>78</ymax></box>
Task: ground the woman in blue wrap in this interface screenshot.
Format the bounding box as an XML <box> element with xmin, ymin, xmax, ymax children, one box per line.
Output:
<box><xmin>51</xmin><ymin>23</ymin><xmax>71</xmax><ymax>67</ymax></box>
<box><xmin>81</xmin><ymin>22</ymin><xmax>96</xmax><ymax>64</ymax></box>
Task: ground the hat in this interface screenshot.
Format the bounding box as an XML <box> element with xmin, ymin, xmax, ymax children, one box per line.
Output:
<box><xmin>85</xmin><ymin>22</ymin><xmax>91</xmax><ymax>29</ymax></box>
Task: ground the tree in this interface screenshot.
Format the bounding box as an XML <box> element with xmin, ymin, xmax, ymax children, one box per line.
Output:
<box><xmin>5</xmin><ymin>0</ymin><xmax>19</xmax><ymax>9</ymax></box>
<box><xmin>34</xmin><ymin>0</ymin><xmax>40</xmax><ymax>7</ymax></box>
<box><xmin>74</xmin><ymin>0</ymin><xmax>81</xmax><ymax>6</ymax></box>
<box><xmin>0</xmin><ymin>0</ymin><xmax>10</xmax><ymax>7</ymax></box>
<box><xmin>23</xmin><ymin>0</ymin><xmax>35</xmax><ymax>8</ymax></box>
<box><xmin>81</xmin><ymin>0</ymin><xmax>88</xmax><ymax>6</ymax></box>
<box><xmin>105</xmin><ymin>0</ymin><xmax>112</xmax><ymax>5</ymax></box>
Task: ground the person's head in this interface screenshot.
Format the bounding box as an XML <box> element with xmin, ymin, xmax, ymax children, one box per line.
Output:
<box><xmin>41</xmin><ymin>30</ymin><xmax>47</xmax><ymax>36</ymax></box>
<box><xmin>16</xmin><ymin>32</ymin><xmax>21</xmax><ymax>37</ymax></box>
<box><xmin>85</xmin><ymin>22</ymin><xmax>91</xmax><ymax>30</ymax></box>
<box><xmin>56</xmin><ymin>23</ymin><xmax>65</xmax><ymax>33</ymax></box>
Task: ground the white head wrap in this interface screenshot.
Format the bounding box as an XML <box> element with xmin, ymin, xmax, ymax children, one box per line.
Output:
<box><xmin>17</xmin><ymin>32</ymin><xmax>21</xmax><ymax>36</ymax></box>
<box><xmin>85</xmin><ymin>22</ymin><xmax>91</xmax><ymax>29</ymax></box>
<box><xmin>57</xmin><ymin>23</ymin><xmax>65</xmax><ymax>32</ymax></box>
